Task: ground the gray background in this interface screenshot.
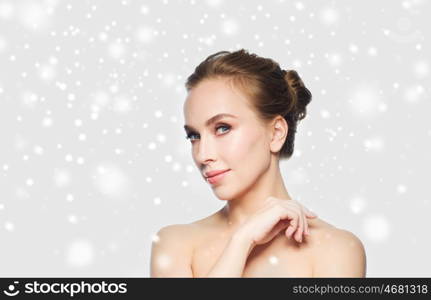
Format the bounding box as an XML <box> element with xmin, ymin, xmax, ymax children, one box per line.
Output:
<box><xmin>0</xmin><ymin>0</ymin><xmax>430</xmax><ymax>277</ymax></box>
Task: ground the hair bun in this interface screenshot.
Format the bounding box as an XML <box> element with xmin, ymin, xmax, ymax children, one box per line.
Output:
<box><xmin>283</xmin><ymin>69</ymin><xmax>312</xmax><ymax>121</ymax></box>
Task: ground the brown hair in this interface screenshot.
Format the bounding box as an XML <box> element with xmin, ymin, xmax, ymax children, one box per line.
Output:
<box><xmin>185</xmin><ymin>49</ymin><xmax>312</xmax><ymax>160</ymax></box>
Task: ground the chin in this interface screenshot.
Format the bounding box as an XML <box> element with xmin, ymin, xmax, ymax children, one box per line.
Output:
<box><xmin>210</xmin><ymin>184</ymin><xmax>236</xmax><ymax>200</ymax></box>
<box><xmin>210</xmin><ymin>173</ymin><xmax>256</xmax><ymax>201</ymax></box>
<box><xmin>212</xmin><ymin>189</ymin><xmax>234</xmax><ymax>201</ymax></box>
<box><xmin>212</xmin><ymin>185</ymin><xmax>247</xmax><ymax>202</ymax></box>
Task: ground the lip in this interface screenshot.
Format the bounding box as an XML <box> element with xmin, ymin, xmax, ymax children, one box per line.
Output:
<box><xmin>204</xmin><ymin>169</ymin><xmax>230</xmax><ymax>178</ymax></box>
<box><xmin>206</xmin><ymin>169</ymin><xmax>230</xmax><ymax>185</ymax></box>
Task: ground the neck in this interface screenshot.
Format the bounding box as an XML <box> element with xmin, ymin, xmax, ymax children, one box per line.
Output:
<box><xmin>220</xmin><ymin>157</ymin><xmax>292</xmax><ymax>230</ymax></box>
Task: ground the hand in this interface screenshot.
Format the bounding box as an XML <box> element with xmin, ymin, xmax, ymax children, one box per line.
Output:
<box><xmin>234</xmin><ymin>197</ymin><xmax>318</xmax><ymax>247</ymax></box>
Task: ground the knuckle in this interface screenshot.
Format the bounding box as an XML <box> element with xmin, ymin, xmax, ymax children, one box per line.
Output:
<box><xmin>291</xmin><ymin>209</ymin><xmax>300</xmax><ymax>217</ymax></box>
<box><xmin>268</xmin><ymin>201</ymin><xmax>282</xmax><ymax>211</ymax></box>
<box><xmin>275</xmin><ymin>203</ymin><xmax>284</xmax><ymax>210</ymax></box>
<box><xmin>265</xmin><ymin>198</ymin><xmax>276</xmax><ymax>208</ymax></box>
<box><xmin>266</xmin><ymin>196</ymin><xmax>277</xmax><ymax>203</ymax></box>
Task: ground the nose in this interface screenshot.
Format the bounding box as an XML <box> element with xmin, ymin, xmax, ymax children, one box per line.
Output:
<box><xmin>194</xmin><ymin>134</ymin><xmax>216</xmax><ymax>166</ymax></box>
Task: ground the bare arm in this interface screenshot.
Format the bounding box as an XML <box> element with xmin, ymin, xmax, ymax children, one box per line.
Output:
<box><xmin>150</xmin><ymin>224</ymin><xmax>253</xmax><ymax>277</ymax></box>
<box><xmin>204</xmin><ymin>232</ymin><xmax>254</xmax><ymax>277</ymax></box>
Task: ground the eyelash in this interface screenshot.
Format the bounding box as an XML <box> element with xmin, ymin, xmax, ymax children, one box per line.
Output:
<box><xmin>185</xmin><ymin>124</ymin><xmax>231</xmax><ymax>141</ymax></box>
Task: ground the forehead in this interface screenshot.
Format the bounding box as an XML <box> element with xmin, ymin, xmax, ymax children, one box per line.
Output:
<box><xmin>183</xmin><ymin>78</ymin><xmax>253</xmax><ymax>122</ymax></box>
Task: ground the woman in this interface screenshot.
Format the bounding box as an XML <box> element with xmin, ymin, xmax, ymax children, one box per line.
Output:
<box><xmin>150</xmin><ymin>49</ymin><xmax>366</xmax><ymax>277</ymax></box>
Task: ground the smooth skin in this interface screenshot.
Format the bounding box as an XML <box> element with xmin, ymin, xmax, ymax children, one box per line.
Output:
<box><xmin>150</xmin><ymin>77</ymin><xmax>366</xmax><ymax>277</ymax></box>
<box><xmin>151</xmin><ymin>196</ymin><xmax>316</xmax><ymax>277</ymax></box>
<box><xmin>236</xmin><ymin>196</ymin><xmax>317</xmax><ymax>247</ymax></box>
<box><xmin>201</xmin><ymin>196</ymin><xmax>318</xmax><ymax>277</ymax></box>
<box><xmin>150</xmin><ymin>203</ymin><xmax>366</xmax><ymax>277</ymax></box>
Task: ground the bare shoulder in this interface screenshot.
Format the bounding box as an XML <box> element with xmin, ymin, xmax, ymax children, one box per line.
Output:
<box><xmin>150</xmin><ymin>223</ymin><xmax>199</xmax><ymax>277</ymax></box>
<box><xmin>154</xmin><ymin>222</ymin><xmax>202</xmax><ymax>250</ymax></box>
<box><xmin>154</xmin><ymin>215</ymin><xmax>214</xmax><ymax>251</ymax></box>
<box><xmin>156</xmin><ymin>222</ymin><xmax>197</xmax><ymax>237</ymax></box>
<box><xmin>307</xmin><ymin>217</ymin><xmax>365</xmax><ymax>251</ymax></box>
<box><xmin>306</xmin><ymin>217</ymin><xmax>366</xmax><ymax>277</ymax></box>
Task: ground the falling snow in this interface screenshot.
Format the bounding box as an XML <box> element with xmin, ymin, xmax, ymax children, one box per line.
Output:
<box><xmin>66</xmin><ymin>239</ymin><xmax>95</xmax><ymax>268</ymax></box>
<box><xmin>0</xmin><ymin>0</ymin><xmax>429</xmax><ymax>278</ymax></box>
<box><xmin>362</xmin><ymin>215</ymin><xmax>391</xmax><ymax>242</ymax></box>
<box><xmin>349</xmin><ymin>196</ymin><xmax>367</xmax><ymax>215</ymax></box>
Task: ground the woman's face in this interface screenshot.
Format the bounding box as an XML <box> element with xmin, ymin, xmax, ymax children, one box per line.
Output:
<box><xmin>183</xmin><ymin>78</ymin><xmax>273</xmax><ymax>200</ymax></box>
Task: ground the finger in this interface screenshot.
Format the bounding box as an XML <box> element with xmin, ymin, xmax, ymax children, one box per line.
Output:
<box><xmin>275</xmin><ymin>203</ymin><xmax>299</xmax><ymax>226</ymax></box>
<box><xmin>300</xmin><ymin>214</ymin><xmax>306</xmax><ymax>242</ymax></box>
<box><xmin>302</xmin><ymin>207</ymin><xmax>310</xmax><ymax>236</ymax></box>
<box><xmin>285</xmin><ymin>200</ymin><xmax>317</xmax><ymax>219</ymax></box>
<box><xmin>295</xmin><ymin>213</ymin><xmax>305</xmax><ymax>242</ymax></box>
<box><xmin>275</xmin><ymin>204</ymin><xmax>301</xmax><ymax>240</ymax></box>
<box><xmin>280</xmin><ymin>203</ymin><xmax>301</xmax><ymax>218</ymax></box>
<box><xmin>267</xmin><ymin>219</ymin><xmax>289</xmax><ymax>241</ymax></box>
<box><xmin>304</xmin><ymin>207</ymin><xmax>318</xmax><ymax>218</ymax></box>
<box><xmin>285</xmin><ymin>218</ymin><xmax>297</xmax><ymax>239</ymax></box>
<box><xmin>285</xmin><ymin>203</ymin><xmax>312</xmax><ymax>224</ymax></box>
<box><xmin>282</xmin><ymin>203</ymin><xmax>311</xmax><ymax>239</ymax></box>
<box><xmin>291</xmin><ymin>213</ymin><xmax>301</xmax><ymax>241</ymax></box>
<box><xmin>303</xmin><ymin>211</ymin><xmax>309</xmax><ymax>237</ymax></box>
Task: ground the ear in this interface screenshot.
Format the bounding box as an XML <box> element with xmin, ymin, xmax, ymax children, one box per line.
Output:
<box><xmin>269</xmin><ymin>116</ymin><xmax>288</xmax><ymax>154</ymax></box>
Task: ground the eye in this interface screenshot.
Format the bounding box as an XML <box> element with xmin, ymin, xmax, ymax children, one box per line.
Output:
<box><xmin>185</xmin><ymin>124</ymin><xmax>231</xmax><ymax>142</ymax></box>
<box><xmin>216</xmin><ymin>124</ymin><xmax>231</xmax><ymax>134</ymax></box>
<box><xmin>185</xmin><ymin>132</ymin><xmax>199</xmax><ymax>141</ymax></box>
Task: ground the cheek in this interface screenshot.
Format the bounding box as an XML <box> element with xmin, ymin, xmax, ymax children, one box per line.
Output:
<box><xmin>224</xmin><ymin>127</ymin><xmax>269</xmax><ymax>167</ymax></box>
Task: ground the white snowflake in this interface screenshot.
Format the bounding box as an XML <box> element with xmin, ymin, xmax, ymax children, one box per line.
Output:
<box><xmin>93</xmin><ymin>163</ymin><xmax>130</xmax><ymax>198</ymax></box>
<box><xmin>320</xmin><ymin>7</ymin><xmax>339</xmax><ymax>25</ymax></box>
<box><xmin>221</xmin><ymin>19</ymin><xmax>239</xmax><ymax>36</ymax></box>
<box><xmin>362</xmin><ymin>215</ymin><xmax>390</xmax><ymax>242</ymax></box>
<box><xmin>349</xmin><ymin>196</ymin><xmax>367</xmax><ymax>214</ymax></box>
<box><xmin>66</xmin><ymin>239</ymin><xmax>95</xmax><ymax>268</ymax></box>
<box><xmin>363</xmin><ymin>136</ymin><xmax>385</xmax><ymax>152</ymax></box>
<box><xmin>53</xmin><ymin>169</ymin><xmax>71</xmax><ymax>187</ymax></box>
<box><xmin>4</xmin><ymin>221</ymin><xmax>14</xmax><ymax>232</ymax></box>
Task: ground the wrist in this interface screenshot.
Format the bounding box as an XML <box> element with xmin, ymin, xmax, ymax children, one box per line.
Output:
<box><xmin>231</xmin><ymin>231</ymin><xmax>255</xmax><ymax>255</ymax></box>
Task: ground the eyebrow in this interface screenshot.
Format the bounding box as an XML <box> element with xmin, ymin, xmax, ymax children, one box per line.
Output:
<box><xmin>184</xmin><ymin>113</ymin><xmax>237</xmax><ymax>132</ymax></box>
